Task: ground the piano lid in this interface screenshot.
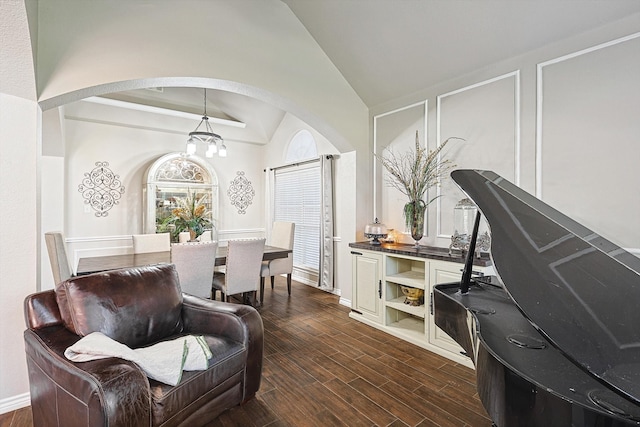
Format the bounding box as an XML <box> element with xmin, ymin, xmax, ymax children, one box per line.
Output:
<box><xmin>452</xmin><ymin>169</ymin><xmax>640</xmax><ymax>405</ymax></box>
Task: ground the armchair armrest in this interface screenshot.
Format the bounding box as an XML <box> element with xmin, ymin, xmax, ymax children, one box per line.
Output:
<box><xmin>24</xmin><ymin>326</ymin><xmax>151</xmax><ymax>427</ymax></box>
<box><xmin>180</xmin><ymin>295</ymin><xmax>264</xmax><ymax>401</ymax></box>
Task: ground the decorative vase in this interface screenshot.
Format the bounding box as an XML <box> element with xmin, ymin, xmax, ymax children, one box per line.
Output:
<box><xmin>400</xmin><ymin>285</ymin><xmax>425</xmax><ymax>306</ymax></box>
<box><xmin>405</xmin><ymin>200</ymin><xmax>426</xmax><ymax>248</ymax></box>
<box><xmin>188</xmin><ymin>228</ymin><xmax>197</xmax><ymax>242</ymax></box>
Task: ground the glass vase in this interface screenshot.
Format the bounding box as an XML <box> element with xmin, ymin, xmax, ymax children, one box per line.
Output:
<box><xmin>405</xmin><ymin>200</ymin><xmax>426</xmax><ymax>248</ymax></box>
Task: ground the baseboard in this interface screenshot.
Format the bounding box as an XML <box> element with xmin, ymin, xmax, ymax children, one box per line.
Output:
<box><xmin>339</xmin><ymin>297</ymin><xmax>351</xmax><ymax>307</ymax></box>
<box><xmin>0</xmin><ymin>392</ymin><xmax>30</xmax><ymax>414</ymax></box>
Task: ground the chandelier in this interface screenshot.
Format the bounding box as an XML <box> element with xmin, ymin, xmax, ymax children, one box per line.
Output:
<box><xmin>186</xmin><ymin>88</ymin><xmax>227</xmax><ymax>157</ymax></box>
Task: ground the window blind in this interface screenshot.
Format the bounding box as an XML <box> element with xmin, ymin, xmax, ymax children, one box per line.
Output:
<box><xmin>274</xmin><ymin>162</ymin><xmax>320</xmax><ymax>271</ymax></box>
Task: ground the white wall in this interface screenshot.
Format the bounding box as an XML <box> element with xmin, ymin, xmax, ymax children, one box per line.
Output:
<box><xmin>58</xmin><ymin>100</ymin><xmax>267</xmax><ymax>270</ymax></box>
<box><xmin>0</xmin><ymin>93</ymin><xmax>37</xmax><ymax>408</ymax></box>
<box><xmin>0</xmin><ymin>0</ymin><xmax>38</xmax><ymax>410</ymax></box>
<box><xmin>372</xmin><ymin>19</ymin><xmax>640</xmax><ymax>254</ymax></box>
<box><xmin>40</xmin><ymin>155</ymin><xmax>65</xmax><ymax>291</ymax></box>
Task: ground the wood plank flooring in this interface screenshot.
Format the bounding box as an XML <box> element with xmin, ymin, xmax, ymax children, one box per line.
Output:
<box><xmin>1</xmin><ymin>277</ymin><xmax>491</xmax><ymax>427</ymax></box>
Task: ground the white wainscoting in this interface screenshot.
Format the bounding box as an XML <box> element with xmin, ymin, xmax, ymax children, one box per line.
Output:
<box><xmin>66</xmin><ymin>229</ymin><xmax>266</xmax><ymax>274</ymax></box>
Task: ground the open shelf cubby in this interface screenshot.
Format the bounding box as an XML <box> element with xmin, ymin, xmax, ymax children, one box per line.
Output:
<box><xmin>385</xmin><ymin>255</ymin><xmax>426</xmax><ymax>289</ymax></box>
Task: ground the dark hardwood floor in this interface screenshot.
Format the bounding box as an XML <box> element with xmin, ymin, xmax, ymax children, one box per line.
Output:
<box><xmin>2</xmin><ymin>277</ymin><xmax>491</xmax><ymax>427</ymax></box>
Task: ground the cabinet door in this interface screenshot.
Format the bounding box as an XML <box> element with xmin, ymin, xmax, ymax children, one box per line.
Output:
<box><xmin>351</xmin><ymin>251</ymin><xmax>383</xmax><ymax>324</ymax></box>
<box><xmin>428</xmin><ymin>261</ymin><xmax>466</xmax><ymax>355</ymax></box>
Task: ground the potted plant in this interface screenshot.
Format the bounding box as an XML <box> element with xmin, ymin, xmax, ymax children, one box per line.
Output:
<box><xmin>377</xmin><ymin>131</ymin><xmax>461</xmax><ymax>247</ymax></box>
<box><xmin>158</xmin><ymin>190</ymin><xmax>212</xmax><ymax>242</ymax></box>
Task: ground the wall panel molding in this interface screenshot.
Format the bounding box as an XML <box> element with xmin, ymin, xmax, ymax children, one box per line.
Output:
<box><xmin>372</xmin><ymin>100</ymin><xmax>427</xmax><ymax>219</ymax></box>
<box><xmin>536</xmin><ymin>32</ymin><xmax>640</xmax><ymax>250</ymax></box>
<box><xmin>372</xmin><ymin>101</ymin><xmax>428</xmax><ymax>240</ymax></box>
<box><xmin>536</xmin><ymin>31</ymin><xmax>640</xmax><ymax>198</ymax></box>
<box><xmin>436</xmin><ymin>71</ymin><xmax>521</xmax><ymax>238</ymax></box>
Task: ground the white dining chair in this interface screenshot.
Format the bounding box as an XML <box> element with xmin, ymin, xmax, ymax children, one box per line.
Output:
<box><xmin>44</xmin><ymin>231</ymin><xmax>73</xmax><ymax>285</ymax></box>
<box><xmin>178</xmin><ymin>231</ymin><xmax>191</xmax><ymax>243</ymax></box>
<box><xmin>132</xmin><ymin>233</ymin><xmax>171</xmax><ymax>254</ymax></box>
<box><xmin>199</xmin><ymin>230</ymin><xmax>212</xmax><ymax>242</ymax></box>
<box><xmin>212</xmin><ymin>238</ymin><xmax>265</xmax><ymax>304</ymax></box>
<box><xmin>170</xmin><ymin>241</ymin><xmax>218</xmax><ymax>299</ymax></box>
<box><xmin>260</xmin><ymin>222</ymin><xmax>295</xmax><ymax>304</ymax></box>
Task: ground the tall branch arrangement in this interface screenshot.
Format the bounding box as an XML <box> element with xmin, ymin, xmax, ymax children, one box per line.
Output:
<box><xmin>377</xmin><ymin>131</ymin><xmax>461</xmax><ymax>204</ymax></box>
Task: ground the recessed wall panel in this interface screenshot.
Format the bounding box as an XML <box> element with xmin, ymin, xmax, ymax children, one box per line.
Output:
<box><xmin>437</xmin><ymin>73</ymin><xmax>519</xmax><ymax>237</ymax></box>
<box><xmin>539</xmin><ymin>35</ymin><xmax>640</xmax><ymax>249</ymax></box>
<box><xmin>374</xmin><ymin>102</ymin><xmax>426</xmax><ymax>241</ymax></box>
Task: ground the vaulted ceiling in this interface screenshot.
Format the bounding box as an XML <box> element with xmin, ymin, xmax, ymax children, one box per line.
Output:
<box><xmin>73</xmin><ymin>0</ymin><xmax>640</xmax><ymax>143</ymax></box>
<box><xmin>284</xmin><ymin>0</ymin><xmax>640</xmax><ymax>108</ymax></box>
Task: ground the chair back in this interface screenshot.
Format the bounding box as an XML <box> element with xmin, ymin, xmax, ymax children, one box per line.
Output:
<box><xmin>44</xmin><ymin>231</ymin><xmax>72</xmax><ymax>284</ymax></box>
<box><xmin>171</xmin><ymin>241</ymin><xmax>218</xmax><ymax>299</ymax></box>
<box><xmin>132</xmin><ymin>233</ymin><xmax>170</xmax><ymax>254</ymax></box>
<box><xmin>267</xmin><ymin>222</ymin><xmax>295</xmax><ymax>275</ymax></box>
<box><xmin>225</xmin><ymin>238</ymin><xmax>266</xmax><ymax>296</ymax></box>
<box><xmin>271</xmin><ymin>221</ymin><xmax>295</xmax><ymax>250</ymax></box>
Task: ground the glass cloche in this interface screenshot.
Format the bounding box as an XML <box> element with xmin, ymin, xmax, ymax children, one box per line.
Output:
<box><xmin>364</xmin><ymin>218</ymin><xmax>388</xmax><ymax>245</ymax></box>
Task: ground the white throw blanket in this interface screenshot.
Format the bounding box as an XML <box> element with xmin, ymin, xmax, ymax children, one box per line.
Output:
<box><xmin>65</xmin><ymin>332</ymin><xmax>212</xmax><ymax>386</ymax></box>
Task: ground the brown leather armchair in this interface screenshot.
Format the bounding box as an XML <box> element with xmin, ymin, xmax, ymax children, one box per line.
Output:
<box><xmin>24</xmin><ymin>264</ymin><xmax>263</xmax><ymax>427</ymax></box>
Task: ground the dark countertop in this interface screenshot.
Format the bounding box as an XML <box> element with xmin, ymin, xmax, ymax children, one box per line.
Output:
<box><xmin>349</xmin><ymin>242</ymin><xmax>492</xmax><ymax>267</ymax></box>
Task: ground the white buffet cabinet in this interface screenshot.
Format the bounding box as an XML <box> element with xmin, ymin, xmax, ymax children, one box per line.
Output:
<box><xmin>349</xmin><ymin>242</ymin><xmax>492</xmax><ymax>368</ymax></box>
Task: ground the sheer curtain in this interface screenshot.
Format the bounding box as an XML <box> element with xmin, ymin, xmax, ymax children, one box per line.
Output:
<box><xmin>319</xmin><ymin>155</ymin><xmax>334</xmax><ymax>290</ymax></box>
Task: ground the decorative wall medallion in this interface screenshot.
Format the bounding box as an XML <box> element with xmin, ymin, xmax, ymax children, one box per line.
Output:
<box><xmin>78</xmin><ymin>161</ymin><xmax>125</xmax><ymax>217</ymax></box>
<box><xmin>227</xmin><ymin>171</ymin><xmax>255</xmax><ymax>214</ymax></box>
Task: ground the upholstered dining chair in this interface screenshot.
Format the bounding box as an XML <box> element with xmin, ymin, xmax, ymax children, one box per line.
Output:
<box><xmin>170</xmin><ymin>241</ymin><xmax>218</xmax><ymax>299</ymax></box>
<box><xmin>260</xmin><ymin>221</ymin><xmax>295</xmax><ymax>304</ymax></box>
<box><xmin>199</xmin><ymin>230</ymin><xmax>213</xmax><ymax>242</ymax></box>
<box><xmin>132</xmin><ymin>233</ymin><xmax>171</xmax><ymax>254</ymax></box>
<box><xmin>44</xmin><ymin>231</ymin><xmax>73</xmax><ymax>285</ymax></box>
<box><xmin>212</xmin><ymin>238</ymin><xmax>265</xmax><ymax>304</ymax></box>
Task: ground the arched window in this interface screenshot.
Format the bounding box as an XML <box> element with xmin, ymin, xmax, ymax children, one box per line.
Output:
<box><xmin>275</xmin><ymin>130</ymin><xmax>321</xmax><ymax>272</ymax></box>
<box><xmin>285</xmin><ymin>129</ymin><xmax>318</xmax><ymax>162</ymax></box>
<box><xmin>143</xmin><ymin>153</ymin><xmax>218</xmax><ymax>240</ymax></box>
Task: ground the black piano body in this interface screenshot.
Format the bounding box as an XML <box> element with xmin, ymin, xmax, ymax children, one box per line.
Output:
<box><xmin>433</xmin><ymin>170</ymin><xmax>640</xmax><ymax>426</ymax></box>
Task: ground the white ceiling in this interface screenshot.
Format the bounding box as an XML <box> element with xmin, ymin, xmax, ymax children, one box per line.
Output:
<box><xmin>98</xmin><ymin>87</ymin><xmax>287</xmax><ymax>145</ymax></box>
<box><xmin>102</xmin><ymin>0</ymin><xmax>640</xmax><ymax>142</ymax></box>
<box><xmin>284</xmin><ymin>0</ymin><xmax>640</xmax><ymax>108</ymax></box>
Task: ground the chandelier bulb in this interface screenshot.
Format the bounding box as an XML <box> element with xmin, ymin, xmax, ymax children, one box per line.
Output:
<box><xmin>186</xmin><ymin>140</ymin><xmax>197</xmax><ymax>155</ymax></box>
<box><xmin>205</xmin><ymin>142</ymin><xmax>217</xmax><ymax>158</ymax></box>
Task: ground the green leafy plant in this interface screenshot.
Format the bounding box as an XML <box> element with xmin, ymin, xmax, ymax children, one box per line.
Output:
<box><xmin>159</xmin><ymin>190</ymin><xmax>212</xmax><ymax>241</ymax></box>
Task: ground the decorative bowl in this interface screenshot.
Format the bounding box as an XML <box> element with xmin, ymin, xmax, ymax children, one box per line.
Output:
<box><xmin>400</xmin><ymin>286</ymin><xmax>424</xmax><ymax>306</ymax></box>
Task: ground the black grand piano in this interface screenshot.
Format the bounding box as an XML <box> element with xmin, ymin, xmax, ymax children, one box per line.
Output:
<box><xmin>433</xmin><ymin>170</ymin><xmax>640</xmax><ymax>427</ymax></box>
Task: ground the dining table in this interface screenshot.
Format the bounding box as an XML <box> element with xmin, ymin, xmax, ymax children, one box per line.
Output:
<box><xmin>76</xmin><ymin>245</ymin><xmax>292</xmax><ymax>276</ymax></box>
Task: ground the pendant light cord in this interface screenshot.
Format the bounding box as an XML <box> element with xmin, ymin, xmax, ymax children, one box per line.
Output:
<box><xmin>203</xmin><ymin>88</ymin><xmax>208</xmax><ymax>118</ymax></box>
